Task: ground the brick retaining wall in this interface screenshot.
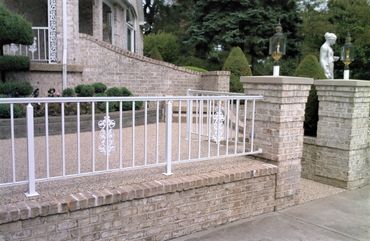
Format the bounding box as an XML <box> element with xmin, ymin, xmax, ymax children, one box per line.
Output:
<box><xmin>0</xmin><ymin>165</ymin><xmax>277</xmax><ymax>241</ymax></box>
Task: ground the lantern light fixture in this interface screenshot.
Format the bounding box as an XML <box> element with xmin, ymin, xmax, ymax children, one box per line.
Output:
<box><xmin>341</xmin><ymin>33</ymin><xmax>354</xmax><ymax>80</ymax></box>
<box><xmin>269</xmin><ymin>22</ymin><xmax>286</xmax><ymax>76</ymax></box>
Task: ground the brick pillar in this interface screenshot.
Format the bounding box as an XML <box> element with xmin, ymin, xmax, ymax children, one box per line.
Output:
<box><xmin>200</xmin><ymin>71</ymin><xmax>230</xmax><ymax>92</ymax></box>
<box><xmin>241</xmin><ymin>76</ymin><xmax>313</xmax><ymax>209</ymax></box>
<box><xmin>93</xmin><ymin>0</ymin><xmax>103</xmax><ymax>41</ymax></box>
<box><xmin>315</xmin><ymin>80</ymin><xmax>370</xmax><ymax>188</ymax></box>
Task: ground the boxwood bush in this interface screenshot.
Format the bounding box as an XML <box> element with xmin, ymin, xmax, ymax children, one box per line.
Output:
<box><xmin>0</xmin><ymin>81</ymin><xmax>33</xmax><ymax>97</ymax></box>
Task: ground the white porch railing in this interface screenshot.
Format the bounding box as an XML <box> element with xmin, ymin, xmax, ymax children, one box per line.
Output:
<box><xmin>0</xmin><ymin>94</ymin><xmax>263</xmax><ymax>196</ymax></box>
<box><xmin>3</xmin><ymin>27</ymin><xmax>50</xmax><ymax>62</ymax></box>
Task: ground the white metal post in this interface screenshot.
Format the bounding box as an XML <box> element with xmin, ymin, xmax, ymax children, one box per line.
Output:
<box><xmin>186</xmin><ymin>89</ymin><xmax>191</xmax><ymax>140</ymax></box>
<box><xmin>164</xmin><ymin>99</ymin><xmax>173</xmax><ymax>176</ymax></box>
<box><xmin>25</xmin><ymin>104</ymin><xmax>39</xmax><ymax>197</ymax></box>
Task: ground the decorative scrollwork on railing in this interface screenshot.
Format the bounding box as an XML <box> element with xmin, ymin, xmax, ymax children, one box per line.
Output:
<box><xmin>48</xmin><ymin>0</ymin><xmax>57</xmax><ymax>62</ymax></box>
<box><xmin>9</xmin><ymin>44</ymin><xmax>19</xmax><ymax>54</ymax></box>
<box><xmin>29</xmin><ymin>37</ymin><xmax>37</xmax><ymax>56</ymax></box>
<box><xmin>212</xmin><ymin>105</ymin><xmax>225</xmax><ymax>144</ymax></box>
<box><xmin>98</xmin><ymin>116</ymin><xmax>116</xmax><ymax>155</ymax></box>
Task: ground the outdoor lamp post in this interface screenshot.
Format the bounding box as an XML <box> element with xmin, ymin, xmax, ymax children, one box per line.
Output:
<box><xmin>341</xmin><ymin>33</ymin><xmax>354</xmax><ymax>80</ymax></box>
<box><xmin>269</xmin><ymin>23</ymin><xmax>286</xmax><ymax>77</ymax></box>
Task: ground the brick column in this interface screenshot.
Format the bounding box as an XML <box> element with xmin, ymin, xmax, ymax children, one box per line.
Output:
<box><xmin>200</xmin><ymin>71</ymin><xmax>230</xmax><ymax>92</ymax></box>
<box><xmin>93</xmin><ymin>0</ymin><xmax>103</xmax><ymax>41</ymax></box>
<box><xmin>241</xmin><ymin>76</ymin><xmax>313</xmax><ymax>209</ymax></box>
<box><xmin>315</xmin><ymin>80</ymin><xmax>370</xmax><ymax>188</ymax></box>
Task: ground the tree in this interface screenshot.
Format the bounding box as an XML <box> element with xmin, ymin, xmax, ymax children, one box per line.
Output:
<box><xmin>186</xmin><ymin>0</ymin><xmax>301</xmax><ymax>60</ymax></box>
<box><xmin>144</xmin><ymin>32</ymin><xmax>180</xmax><ymax>63</ymax></box>
<box><xmin>0</xmin><ymin>3</ymin><xmax>33</xmax><ymax>82</ymax></box>
<box><xmin>223</xmin><ymin>47</ymin><xmax>252</xmax><ymax>93</ymax></box>
<box><xmin>300</xmin><ymin>0</ymin><xmax>370</xmax><ymax>79</ymax></box>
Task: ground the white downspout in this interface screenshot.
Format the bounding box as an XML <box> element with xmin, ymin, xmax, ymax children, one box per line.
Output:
<box><xmin>62</xmin><ymin>0</ymin><xmax>68</xmax><ymax>89</ymax></box>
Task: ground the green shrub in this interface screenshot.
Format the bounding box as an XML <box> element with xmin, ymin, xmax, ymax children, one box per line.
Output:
<box><xmin>294</xmin><ymin>54</ymin><xmax>326</xmax><ymax>80</ymax></box>
<box><xmin>294</xmin><ymin>54</ymin><xmax>326</xmax><ymax>137</ymax></box>
<box><xmin>176</xmin><ymin>55</ymin><xmax>208</xmax><ymax>69</ymax></box>
<box><xmin>0</xmin><ymin>81</ymin><xmax>33</xmax><ymax>97</ymax></box>
<box><xmin>183</xmin><ymin>66</ymin><xmax>208</xmax><ymax>73</ymax></box>
<box><xmin>62</xmin><ymin>88</ymin><xmax>75</xmax><ymax>97</ymax></box>
<box><xmin>0</xmin><ymin>56</ymin><xmax>30</xmax><ymax>72</ymax></box>
<box><xmin>106</xmin><ymin>87</ymin><xmax>122</xmax><ymax>97</ymax></box>
<box><xmin>75</xmin><ymin>84</ymin><xmax>95</xmax><ymax>97</ymax></box>
<box><xmin>144</xmin><ymin>32</ymin><xmax>180</xmax><ymax>63</ymax></box>
<box><xmin>92</xmin><ymin>83</ymin><xmax>107</xmax><ymax>94</ymax></box>
<box><xmin>0</xmin><ymin>3</ymin><xmax>33</xmax><ymax>46</ymax></box>
<box><xmin>121</xmin><ymin>87</ymin><xmax>133</xmax><ymax>96</ymax></box>
<box><xmin>95</xmin><ymin>92</ymin><xmax>107</xmax><ymax>112</ymax></box>
<box><xmin>148</xmin><ymin>47</ymin><xmax>163</xmax><ymax>61</ymax></box>
<box><xmin>223</xmin><ymin>47</ymin><xmax>252</xmax><ymax>93</ymax></box>
<box><xmin>0</xmin><ymin>104</ymin><xmax>24</xmax><ymax>118</ymax></box>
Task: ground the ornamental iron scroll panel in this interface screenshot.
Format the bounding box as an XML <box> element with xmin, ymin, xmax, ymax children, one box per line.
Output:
<box><xmin>98</xmin><ymin>116</ymin><xmax>116</xmax><ymax>155</ymax></box>
<box><xmin>48</xmin><ymin>0</ymin><xmax>57</xmax><ymax>63</ymax></box>
<box><xmin>212</xmin><ymin>105</ymin><xmax>225</xmax><ymax>144</ymax></box>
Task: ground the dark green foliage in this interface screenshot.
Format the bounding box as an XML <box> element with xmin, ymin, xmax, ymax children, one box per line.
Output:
<box><xmin>223</xmin><ymin>47</ymin><xmax>252</xmax><ymax>76</ymax></box>
<box><xmin>95</xmin><ymin>92</ymin><xmax>107</xmax><ymax>112</ymax></box>
<box><xmin>223</xmin><ymin>47</ymin><xmax>252</xmax><ymax>93</ymax></box>
<box><xmin>62</xmin><ymin>88</ymin><xmax>76</xmax><ymax>97</ymax></box>
<box><xmin>121</xmin><ymin>87</ymin><xmax>133</xmax><ymax>96</ymax></box>
<box><xmin>148</xmin><ymin>47</ymin><xmax>163</xmax><ymax>61</ymax></box>
<box><xmin>75</xmin><ymin>84</ymin><xmax>95</xmax><ymax>97</ymax></box>
<box><xmin>0</xmin><ymin>56</ymin><xmax>30</xmax><ymax>71</ymax></box>
<box><xmin>175</xmin><ymin>56</ymin><xmax>208</xmax><ymax>69</ymax></box>
<box><xmin>186</xmin><ymin>0</ymin><xmax>301</xmax><ymax>59</ymax></box>
<box><xmin>252</xmin><ymin>58</ymin><xmax>299</xmax><ymax>76</ymax></box>
<box><xmin>0</xmin><ymin>81</ymin><xmax>33</xmax><ymax>97</ymax></box>
<box><xmin>0</xmin><ymin>3</ymin><xmax>33</xmax><ymax>46</ymax></box>
<box><xmin>294</xmin><ymin>54</ymin><xmax>326</xmax><ymax>79</ymax></box>
<box><xmin>105</xmin><ymin>87</ymin><xmax>122</xmax><ymax>97</ymax></box>
<box><xmin>183</xmin><ymin>66</ymin><xmax>208</xmax><ymax>73</ymax></box>
<box><xmin>144</xmin><ymin>32</ymin><xmax>180</xmax><ymax>63</ymax></box>
<box><xmin>0</xmin><ymin>104</ymin><xmax>23</xmax><ymax>118</ymax></box>
<box><xmin>294</xmin><ymin>54</ymin><xmax>326</xmax><ymax>137</ymax></box>
<box><xmin>92</xmin><ymin>83</ymin><xmax>107</xmax><ymax>94</ymax></box>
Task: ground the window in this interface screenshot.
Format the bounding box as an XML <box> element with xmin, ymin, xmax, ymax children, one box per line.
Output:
<box><xmin>103</xmin><ymin>2</ymin><xmax>113</xmax><ymax>44</ymax></box>
<box><xmin>126</xmin><ymin>9</ymin><xmax>135</xmax><ymax>52</ymax></box>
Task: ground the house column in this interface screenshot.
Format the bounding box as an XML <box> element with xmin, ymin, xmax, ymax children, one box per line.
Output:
<box><xmin>314</xmin><ymin>80</ymin><xmax>370</xmax><ymax>188</ymax></box>
<box><xmin>93</xmin><ymin>0</ymin><xmax>103</xmax><ymax>41</ymax></box>
<box><xmin>241</xmin><ymin>76</ymin><xmax>313</xmax><ymax>209</ymax></box>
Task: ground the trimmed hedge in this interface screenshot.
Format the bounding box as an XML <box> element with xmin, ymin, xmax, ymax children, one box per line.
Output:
<box><xmin>294</xmin><ymin>54</ymin><xmax>326</xmax><ymax>137</ymax></box>
<box><xmin>0</xmin><ymin>56</ymin><xmax>30</xmax><ymax>72</ymax></box>
<box><xmin>62</xmin><ymin>88</ymin><xmax>76</xmax><ymax>97</ymax></box>
<box><xmin>0</xmin><ymin>81</ymin><xmax>33</xmax><ymax>97</ymax></box>
<box><xmin>223</xmin><ymin>47</ymin><xmax>251</xmax><ymax>93</ymax></box>
<box><xmin>75</xmin><ymin>84</ymin><xmax>95</xmax><ymax>97</ymax></box>
<box><xmin>0</xmin><ymin>104</ymin><xmax>23</xmax><ymax>118</ymax></box>
<box><xmin>92</xmin><ymin>83</ymin><xmax>107</xmax><ymax>94</ymax></box>
<box><xmin>0</xmin><ymin>3</ymin><xmax>33</xmax><ymax>45</ymax></box>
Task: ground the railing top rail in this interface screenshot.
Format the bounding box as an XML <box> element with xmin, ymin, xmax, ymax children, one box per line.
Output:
<box><xmin>0</xmin><ymin>95</ymin><xmax>263</xmax><ymax>104</ymax></box>
<box><xmin>31</xmin><ymin>27</ymin><xmax>49</xmax><ymax>30</ymax></box>
<box><xmin>187</xmin><ymin>89</ymin><xmax>246</xmax><ymax>96</ymax></box>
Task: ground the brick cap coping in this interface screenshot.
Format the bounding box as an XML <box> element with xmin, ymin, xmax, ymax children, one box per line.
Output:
<box><xmin>315</xmin><ymin>79</ymin><xmax>370</xmax><ymax>87</ymax></box>
<box><xmin>29</xmin><ymin>63</ymin><xmax>84</xmax><ymax>73</ymax></box>
<box><xmin>0</xmin><ymin>164</ymin><xmax>277</xmax><ymax>225</ymax></box>
<box><xmin>201</xmin><ymin>71</ymin><xmax>230</xmax><ymax>76</ymax></box>
<box><xmin>241</xmin><ymin>76</ymin><xmax>313</xmax><ymax>85</ymax></box>
<box><xmin>304</xmin><ymin>136</ymin><xmax>317</xmax><ymax>145</ymax></box>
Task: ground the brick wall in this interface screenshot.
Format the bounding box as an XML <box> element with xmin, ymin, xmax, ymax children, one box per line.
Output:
<box><xmin>0</xmin><ymin>166</ymin><xmax>277</xmax><ymax>241</ymax></box>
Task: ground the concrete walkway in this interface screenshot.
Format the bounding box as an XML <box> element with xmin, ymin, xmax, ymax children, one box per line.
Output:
<box><xmin>173</xmin><ymin>185</ymin><xmax>370</xmax><ymax>241</ymax></box>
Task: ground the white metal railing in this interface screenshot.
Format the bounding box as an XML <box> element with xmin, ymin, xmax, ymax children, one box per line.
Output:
<box><xmin>0</xmin><ymin>94</ymin><xmax>263</xmax><ymax>196</ymax></box>
<box><xmin>3</xmin><ymin>27</ymin><xmax>49</xmax><ymax>62</ymax></box>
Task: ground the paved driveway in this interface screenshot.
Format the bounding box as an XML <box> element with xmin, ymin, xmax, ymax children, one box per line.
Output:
<box><xmin>173</xmin><ymin>185</ymin><xmax>370</xmax><ymax>241</ymax></box>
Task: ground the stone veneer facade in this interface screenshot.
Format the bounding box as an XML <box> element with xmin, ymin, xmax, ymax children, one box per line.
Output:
<box><xmin>241</xmin><ymin>76</ymin><xmax>313</xmax><ymax>209</ymax></box>
<box><xmin>302</xmin><ymin>80</ymin><xmax>370</xmax><ymax>189</ymax></box>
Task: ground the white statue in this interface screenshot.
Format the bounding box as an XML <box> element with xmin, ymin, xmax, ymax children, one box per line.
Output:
<box><xmin>320</xmin><ymin>32</ymin><xmax>339</xmax><ymax>79</ymax></box>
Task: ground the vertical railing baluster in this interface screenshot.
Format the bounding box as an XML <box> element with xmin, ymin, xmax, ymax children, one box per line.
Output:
<box><xmin>132</xmin><ymin>101</ymin><xmax>135</xmax><ymax>167</ymax></box>
<box><xmin>119</xmin><ymin>101</ymin><xmax>123</xmax><ymax>169</ymax></box>
<box><xmin>188</xmin><ymin>100</ymin><xmax>193</xmax><ymax>160</ymax></box>
<box><xmin>61</xmin><ymin>102</ymin><xmax>65</xmax><ymax>176</ymax></box>
<box><xmin>10</xmin><ymin>104</ymin><xmax>15</xmax><ymax>183</ymax></box>
<box><xmin>186</xmin><ymin>91</ymin><xmax>190</xmax><ymax>140</ymax></box>
<box><xmin>45</xmin><ymin>103</ymin><xmax>49</xmax><ymax>178</ymax></box>
<box><xmin>226</xmin><ymin>99</ymin><xmax>230</xmax><ymax>155</ymax></box>
<box><xmin>37</xmin><ymin>30</ymin><xmax>41</xmax><ymax>60</ymax></box>
<box><xmin>43</xmin><ymin>29</ymin><xmax>47</xmax><ymax>60</ymax></box>
<box><xmin>25</xmin><ymin>104</ymin><xmax>38</xmax><ymax>197</ymax></box>
<box><xmin>156</xmin><ymin>101</ymin><xmax>159</xmax><ymax>164</ymax></box>
<box><xmin>106</xmin><ymin>102</ymin><xmax>109</xmax><ymax>170</ymax></box>
<box><xmin>164</xmin><ymin>99</ymin><xmax>173</xmax><ymax>175</ymax></box>
<box><xmin>144</xmin><ymin>101</ymin><xmax>148</xmax><ymax>166</ymax></box>
<box><xmin>207</xmin><ymin>99</ymin><xmax>211</xmax><ymax>158</ymax></box>
<box><xmin>178</xmin><ymin>100</ymin><xmax>182</xmax><ymax>161</ymax></box>
<box><xmin>216</xmin><ymin>100</ymin><xmax>221</xmax><ymax>157</ymax></box>
<box><xmin>92</xmin><ymin>102</ymin><xmax>96</xmax><ymax>172</ymax></box>
<box><xmin>243</xmin><ymin>100</ymin><xmax>248</xmax><ymax>152</ymax></box>
<box><xmin>195</xmin><ymin>99</ymin><xmax>198</xmax><ymax>134</ymax></box>
<box><xmin>198</xmin><ymin>100</ymin><xmax>203</xmax><ymax>158</ymax></box>
<box><xmin>77</xmin><ymin>102</ymin><xmax>81</xmax><ymax>174</ymax></box>
<box><xmin>234</xmin><ymin>99</ymin><xmax>240</xmax><ymax>154</ymax></box>
<box><xmin>251</xmin><ymin>99</ymin><xmax>256</xmax><ymax>152</ymax></box>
